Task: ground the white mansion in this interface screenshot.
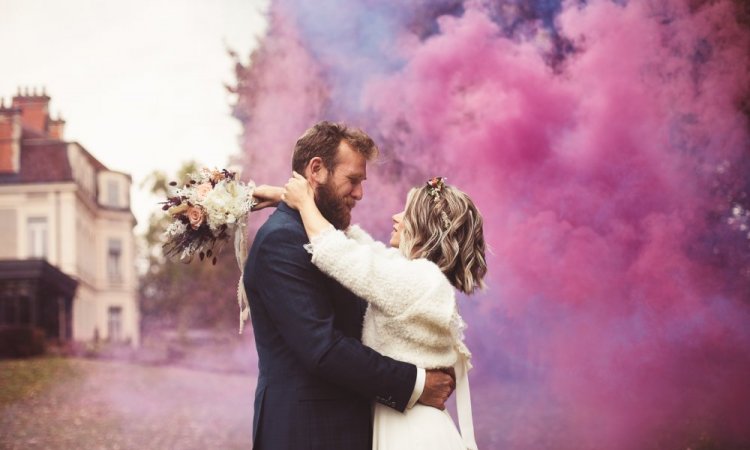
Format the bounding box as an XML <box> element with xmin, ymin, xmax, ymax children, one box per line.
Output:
<box><xmin>0</xmin><ymin>89</ymin><xmax>139</xmax><ymax>346</ymax></box>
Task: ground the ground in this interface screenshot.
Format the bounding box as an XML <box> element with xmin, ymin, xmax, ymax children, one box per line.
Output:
<box><xmin>0</xmin><ymin>357</ymin><xmax>515</xmax><ymax>449</ymax></box>
<box><xmin>0</xmin><ymin>357</ymin><xmax>255</xmax><ymax>450</ymax></box>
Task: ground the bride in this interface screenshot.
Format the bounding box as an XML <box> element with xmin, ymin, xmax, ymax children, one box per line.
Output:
<box><xmin>280</xmin><ymin>173</ymin><xmax>487</xmax><ymax>449</ymax></box>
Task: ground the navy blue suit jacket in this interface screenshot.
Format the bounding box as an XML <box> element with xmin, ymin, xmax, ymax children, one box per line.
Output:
<box><xmin>243</xmin><ymin>203</ymin><xmax>417</xmax><ymax>449</ymax></box>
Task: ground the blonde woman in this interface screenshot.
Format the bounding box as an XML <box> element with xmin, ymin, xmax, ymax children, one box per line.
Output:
<box><xmin>282</xmin><ymin>172</ymin><xmax>487</xmax><ymax>449</ymax></box>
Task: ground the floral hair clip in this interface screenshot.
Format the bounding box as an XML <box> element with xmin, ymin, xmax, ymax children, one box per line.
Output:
<box><xmin>426</xmin><ymin>177</ymin><xmax>447</xmax><ymax>199</ymax></box>
<box><xmin>426</xmin><ymin>177</ymin><xmax>451</xmax><ymax>229</ymax></box>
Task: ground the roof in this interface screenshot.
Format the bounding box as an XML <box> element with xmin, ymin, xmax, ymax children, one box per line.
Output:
<box><xmin>74</xmin><ymin>141</ymin><xmax>108</xmax><ymax>172</ymax></box>
<box><xmin>0</xmin><ymin>129</ymin><xmax>130</xmax><ymax>184</ymax></box>
<box><xmin>0</xmin><ymin>259</ymin><xmax>78</xmax><ymax>297</ymax></box>
<box><xmin>0</xmin><ymin>140</ymin><xmax>73</xmax><ymax>185</ymax></box>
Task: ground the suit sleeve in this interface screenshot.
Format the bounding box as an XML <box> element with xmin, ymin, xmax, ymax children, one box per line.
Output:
<box><xmin>249</xmin><ymin>225</ymin><xmax>417</xmax><ymax>411</ymax></box>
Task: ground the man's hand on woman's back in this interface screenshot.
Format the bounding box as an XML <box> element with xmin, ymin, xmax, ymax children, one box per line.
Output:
<box><xmin>418</xmin><ymin>368</ymin><xmax>456</xmax><ymax>410</ymax></box>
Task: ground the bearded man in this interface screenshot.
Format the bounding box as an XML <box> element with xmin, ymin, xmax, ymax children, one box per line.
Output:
<box><xmin>244</xmin><ymin>121</ymin><xmax>455</xmax><ymax>449</ymax></box>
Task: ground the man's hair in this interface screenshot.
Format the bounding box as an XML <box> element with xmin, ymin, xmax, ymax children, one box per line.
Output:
<box><xmin>399</xmin><ymin>184</ymin><xmax>488</xmax><ymax>295</ymax></box>
<box><xmin>292</xmin><ymin>121</ymin><xmax>379</xmax><ymax>174</ymax></box>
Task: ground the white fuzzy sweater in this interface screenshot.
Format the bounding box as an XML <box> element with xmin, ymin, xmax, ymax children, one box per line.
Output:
<box><xmin>306</xmin><ymin>225</ymin><xmax>472</xmax><ymax>371</ymax></box>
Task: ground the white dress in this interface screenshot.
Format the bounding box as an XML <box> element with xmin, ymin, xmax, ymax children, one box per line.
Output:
<box><xmin>373</xmin><ymin>402</ymin><xmax>465</xmax><ymax>450</ymax></box>
<box><xmin>306</xmin><ymin>225</ymin><xmax>478</xmax><ymax>450</ymax></box>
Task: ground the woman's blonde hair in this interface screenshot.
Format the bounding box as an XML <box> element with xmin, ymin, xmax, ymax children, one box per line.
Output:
<box><xmin>399</xmin><ymin>181</ymin><xmax>487</xmax><ymax>295</ymax></box>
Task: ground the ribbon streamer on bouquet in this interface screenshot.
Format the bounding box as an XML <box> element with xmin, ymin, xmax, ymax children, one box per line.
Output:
<box><xmin>234</xmin><ymin>219</ymin><xmax>251</xmax><ymax>334</ymax></box>
<box><xmin>455</xmin><ymin>353</ymin><xmax>478</xmax><ymax>450</ymax></box>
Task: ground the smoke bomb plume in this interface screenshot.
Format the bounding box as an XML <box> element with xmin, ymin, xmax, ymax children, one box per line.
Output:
<box><xmin>233</xmin><ymin>0</ymin><xmax>750</xmax><ymax>447</ymax></box>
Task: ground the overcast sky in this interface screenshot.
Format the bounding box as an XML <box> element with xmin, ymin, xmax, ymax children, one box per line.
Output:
<box><xmin>0</xmin><ymin>0</ymin><xmax>269</xmax><ymax>231</ymax></box>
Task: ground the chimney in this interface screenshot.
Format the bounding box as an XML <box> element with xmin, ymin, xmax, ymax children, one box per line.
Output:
<box><xmin>12</xmin><ymin>86</ymin><xmax>51</xmax><ymax>134</ymax></box>
<box><xmin>0</xmin><ymin>97</ymin><xmax>23</xmax><ymax>173</ymax></box>
<box><xmin>48</xmin><ymin>113</ymin><xmax>66</xmax><ymax>140</ymax></box>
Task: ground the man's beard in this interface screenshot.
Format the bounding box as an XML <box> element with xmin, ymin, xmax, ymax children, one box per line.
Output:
<box><xmin>316</xmin><ymin>180</ymin><xmax>353</xmax><ymax>230</ymax></box>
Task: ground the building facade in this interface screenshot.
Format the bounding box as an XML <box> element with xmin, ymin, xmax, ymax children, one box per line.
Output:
<box><xmin>0</xmin><ymin>88</ymin><xmax>139</xmax><ymax>346</ymax></box>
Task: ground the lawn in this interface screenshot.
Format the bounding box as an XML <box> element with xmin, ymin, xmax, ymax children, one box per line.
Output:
<box><xmin>0</xmin><ymin>357</ymin><xmax>255</xmax><ymax>450</ymax></box>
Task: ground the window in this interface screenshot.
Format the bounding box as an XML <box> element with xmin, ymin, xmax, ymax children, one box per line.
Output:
<box><xmin>27</xmin><ymin>217</ymin><xmax>47</xmax><ymax>258</ymax></box>
<box><xmin>107</xmin><ymin>238</ymin><xmax>122</xmax><ymax>282</ymax></box>
<box><xmin>107</xmin><ymin>179</ymin><xmax>120</xmax><ymax>207</ymax></box>
<box><xmin>107</xmin><ymin>306</ymin><xmax>122</xmax><ymax>342</ymax></box>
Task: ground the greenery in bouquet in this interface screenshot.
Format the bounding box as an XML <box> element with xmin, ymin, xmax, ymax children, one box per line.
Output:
<box><xmin>161</xmin><ymin>168</ymin><xmax>255</xmax><ymax>264</ymax></box>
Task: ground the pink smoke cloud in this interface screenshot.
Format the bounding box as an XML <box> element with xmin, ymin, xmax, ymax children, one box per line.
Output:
<box><xmin>235</xmin><ymin>0</ymin><xmax>750</xmax><ymax>447</ymax></box>
<box><xmin>232</xmin><ymin>4</ymin><xmax>329</xmax><ymax>186</ymax></box>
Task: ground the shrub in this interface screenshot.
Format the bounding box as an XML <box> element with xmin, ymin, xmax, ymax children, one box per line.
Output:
<box><xmin>0</xmin><ymin>326</ymin><xmax>46</xmax><ymax>358</ymax></box>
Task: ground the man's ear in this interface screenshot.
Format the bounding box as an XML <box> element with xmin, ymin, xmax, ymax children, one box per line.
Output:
<box><xmin>306</xmin><ymin>157</ymin><xmax>328</xmax><ymax>188</ymax></box>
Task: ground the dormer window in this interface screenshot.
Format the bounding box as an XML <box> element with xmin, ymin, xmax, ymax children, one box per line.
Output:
<box><xmin>98</xmin><ymin>172</ymin><xmax>129</xmax><ymax>209</ymax></box>
<box><xmin>107</xmin><ymin>179</ymin><xmax>120</xmax><ymax>207</ymax></box>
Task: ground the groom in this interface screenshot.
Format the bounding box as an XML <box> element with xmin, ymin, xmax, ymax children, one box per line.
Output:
<box><xmin>243</xmin><ymin>121</ymin><xmax>455</xmax><ymax>449</ymax></box>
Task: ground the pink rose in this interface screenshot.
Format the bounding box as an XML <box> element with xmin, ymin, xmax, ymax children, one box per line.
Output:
<box><xmin>196</xmin><ymin>183</ymin><xmax>212</xmax><ymax>201</ymax></box>
<box><xmin>210</xmin><ymin>170</ymin><xmax>224</xmax><ymax>184</ymax></box>
<box><xmin>187</xmin><ymin>206</ymin><xmax>205</xmax><ymax>230</ymax></box>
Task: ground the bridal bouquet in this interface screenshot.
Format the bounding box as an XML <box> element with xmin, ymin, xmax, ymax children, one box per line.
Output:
<box><xmin>162</xmin><ymin>168</ymin><xmax>255</xmax><ymax>262</ymax></box>
<box><xmin>161</xmin><ymin>168</ymin><xmax>256</xmax><ymax>332</ymax></box>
